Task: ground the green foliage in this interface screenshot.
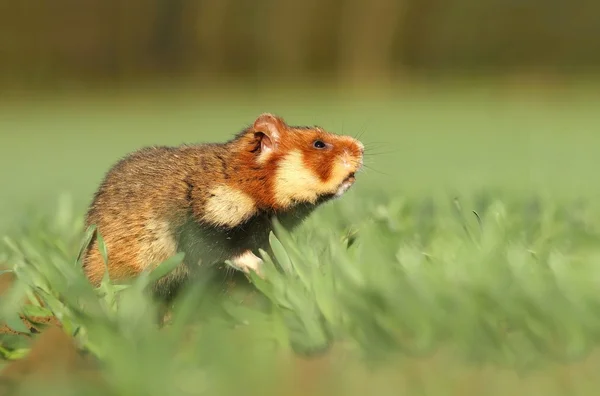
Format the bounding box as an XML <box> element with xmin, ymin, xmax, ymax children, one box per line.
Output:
<box><xmin>2</xmin><ymin>190</ymin><xmax>600</xmax><ymax>394</ymax></box>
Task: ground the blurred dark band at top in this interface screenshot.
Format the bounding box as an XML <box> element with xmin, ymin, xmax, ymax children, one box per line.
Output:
<box><xmin>1</xmin><ymin>0</ymin><xmax>597</xmax><ymax>90</ymax></box>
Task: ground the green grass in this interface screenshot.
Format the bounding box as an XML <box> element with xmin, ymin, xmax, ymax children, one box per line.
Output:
<box><xmin>2</xmin><ymin>84</ymin><xmax>600</xmax><ymax>395</ymax></box>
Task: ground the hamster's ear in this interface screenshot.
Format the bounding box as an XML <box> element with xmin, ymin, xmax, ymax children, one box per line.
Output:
<box><xmin>253</xmin><ymin>113</ymin><xmax>285</xmax><ymax>153</ymax></box>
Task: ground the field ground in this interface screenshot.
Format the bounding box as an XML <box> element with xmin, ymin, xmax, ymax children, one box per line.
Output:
<box><xmin>2</xmin><ymin>81</ymin><xmax>600</xmax><ymax>395</ymax></box>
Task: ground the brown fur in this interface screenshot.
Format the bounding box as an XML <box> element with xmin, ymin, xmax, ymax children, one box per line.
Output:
<box><xmin>82</xmin><ymin>113</ymin><xmax>364</xmax><ymax>298</ymax></box>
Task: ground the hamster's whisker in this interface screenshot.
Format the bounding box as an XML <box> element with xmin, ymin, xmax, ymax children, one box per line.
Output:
<box><xmin>353</xmin><ymin>117</ymin><xmax>373</xmax><ymax>141</ymax></box>
<box><xmin>363</xmin><ymin>142</ymin><xmax>395</xmax><ymax>151</ymax></box>
<box><xmin>355</xmin><ymin>128</ymin><xmax>368</xmax><ymax>141</ymax></box>
<box><xmin>363</xmin><ymin>140</ymin><xmax>392</xmax><ymax>146</ymax></box>
<box><xmin>360</xmin><ymin>163</ymin><xmax>389</xmax><ymax>176</ymax></box>
<box><xmin>363</xmin><ymin>148</ymin><xmax>401</xmax><ymax>156</ymax></box>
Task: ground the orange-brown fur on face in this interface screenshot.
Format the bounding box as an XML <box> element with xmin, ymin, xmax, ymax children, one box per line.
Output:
<box><xmin>228</xmin><ymin>114</ymin><xmax>364</xmax><ymax>210</ymax></box>
<box><xmin>82</xmin><ymin>113</ymin><xmax>363</xmax><ymax>298</ymax></box>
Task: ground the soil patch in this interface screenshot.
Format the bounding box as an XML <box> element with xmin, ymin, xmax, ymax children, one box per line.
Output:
<box><xmin>0</xmin><ymin>326</ymin><xmax>105</xmax><ymax>394</ymax></box>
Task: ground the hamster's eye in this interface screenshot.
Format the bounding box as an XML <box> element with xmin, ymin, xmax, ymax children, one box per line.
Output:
<box><xmin>313</xmin><ymin>140</ymin><xmax>326</xmax><ymax>149</ymax></box>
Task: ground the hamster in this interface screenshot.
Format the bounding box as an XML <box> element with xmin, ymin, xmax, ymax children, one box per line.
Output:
<box><xmin>82</xmin><ymin>113</ymin><xmax>364</xmax><ymax>298</ymax></box>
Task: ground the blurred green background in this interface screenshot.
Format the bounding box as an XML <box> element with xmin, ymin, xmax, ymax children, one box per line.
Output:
<box><xmin>1</xmin><ymin>0</ymin><xmax>599</xmax><ymax>229</ymax></box>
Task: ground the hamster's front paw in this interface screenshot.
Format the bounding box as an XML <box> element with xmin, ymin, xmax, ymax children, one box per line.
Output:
<box><xmin>230</xmin><ymin>250</ymin><xmax>264</xmax><ymax>278</ymax></box>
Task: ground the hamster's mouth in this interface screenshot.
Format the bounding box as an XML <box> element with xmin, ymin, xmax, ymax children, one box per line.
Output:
<box><xmin>343</xmin><ymin>173</ymin><xmax>356</xmax><ymax>183</ymax></box>
<box><xmin>332</xmin><ymin>173</ymin><xmax>356</xmax><ymax>198</ymax></box>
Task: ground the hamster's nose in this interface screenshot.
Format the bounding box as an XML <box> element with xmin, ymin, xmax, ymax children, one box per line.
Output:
<box><xmin>357</xmin><ymin>141</ymin><xmax>365</xmax><ymax>155</ymax></box>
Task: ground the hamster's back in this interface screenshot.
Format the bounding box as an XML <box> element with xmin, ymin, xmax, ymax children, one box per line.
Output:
<box><xmin>82</xmin><ymin>145</ymin><xmax>197</xmax><ymax>291</ymax></box>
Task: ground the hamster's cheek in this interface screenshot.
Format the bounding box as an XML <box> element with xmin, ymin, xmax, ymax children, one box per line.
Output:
<box><xmin>272</xmin><ymin>150</ymin><xmax>322</xmax><ymax>207</ymax></box>
<box><xmin>329</xmin><ymin>157</ymin><xmax>352</xmax><ymax>183</ymax></box>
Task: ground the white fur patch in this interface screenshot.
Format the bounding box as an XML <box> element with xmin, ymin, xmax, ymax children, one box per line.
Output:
<box><xmin>203</xmin><ymin>185</ymin><xmax>257</xmax><ymax>227</ymax></box>
<box><xmin>231</xmin><ymin>250</ymin><xmax>263</xmax><ymax>275</ymax></box>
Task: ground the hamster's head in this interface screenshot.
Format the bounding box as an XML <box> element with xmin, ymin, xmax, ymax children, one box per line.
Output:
<box><xmin>236</xmin><ymin>113</ymin><xmax>364</xmax><ymax>210</ymax></box>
